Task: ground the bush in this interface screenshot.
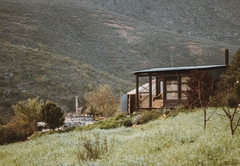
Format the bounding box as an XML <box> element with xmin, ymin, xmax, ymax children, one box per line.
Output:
<box><xmin>123</xmin><ymin>118</ymin><xmax>133</xmax><ymax>127</ymax></box>
<box><xmin>114</xmin><ymin>113</ymin><xmax>133</xmax><ymax>127</ymax></box>
<box><xmin>98</xmin><ymin>118</ymin><xmax>120</xmax><ymax>129</ymax></box>
<box><xmin>0</xmin><ymin>125</ymin><xmax>27</xmax><ymax>145</ymax></box>
<box><xmin>78</xmin><ymin>133</ymin><xmax>109</xmax><ymax>163</ymax></box>
<box><xmin>40</xmin><ymin>101</ymin><xmax>65</xmax><ymax>130</ymax></box>
<box><xmin>137</xmin><ymin>110</ymin><xmax>161</xmax><ymax>125</ymax></box>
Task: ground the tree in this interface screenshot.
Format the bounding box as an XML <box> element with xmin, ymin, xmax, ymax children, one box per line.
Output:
<box><xmin>185</xmin><ymin>70</ymin><xmax>217</xmax><ymax>130</ymax></box>
<box><xmin>11</xmin><ymin>97</ymin><xmax>43</xmax><ymax>135</ymax></box>
<box><xmin>84</xmin><ymin>84</ymin><xmax>119</xmax><ymax>117</ymax></box>
<box><xmin>218</xmin><ymin>49</ymin><xmax>240</xmax><ymax>136</ymax></box>
<box><xmin>40</xmin><ymin>101</ymin><xmax>65</xmax><ymax>130</ymax></box>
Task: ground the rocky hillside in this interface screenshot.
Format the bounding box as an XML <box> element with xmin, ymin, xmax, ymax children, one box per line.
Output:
<box><xmin>0</xmin><ymin>0</ymin><xmax>239</xmax><ymax>119</ymax></box>
<box><xmin>81</xmin><ymin>0</ymin><xmax>240</xmax><ymax>46</ymax></box>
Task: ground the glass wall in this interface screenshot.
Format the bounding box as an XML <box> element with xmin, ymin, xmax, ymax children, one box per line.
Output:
<box><xmin>181</xmin><ymin>76</ymin><xmax>190</xmax><ymax>99</ymax></box>
<box><xmin>166</xmin><ymin>76</ymin><xmax>178</xmax><ymax>99</ymax></box>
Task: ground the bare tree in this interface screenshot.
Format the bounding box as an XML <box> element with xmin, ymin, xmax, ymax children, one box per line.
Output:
<box><xmin>185</xmin><ymin>70</ymin><xmax>217</xmax><ymax>130</ymax></box>
<box><xmin>217</xmin><ymin>49</ymin><xmax>240</xmax><ymax>136</ymax></box>
<box><xmin>84</xmin><ymin>84</ymin><xmax>119</xmax><ymax>117</ymax></box>
<box><xmin>217</xmin><ymin>81</ymin><xmax>240</xmax><ymax>136</ymax></box>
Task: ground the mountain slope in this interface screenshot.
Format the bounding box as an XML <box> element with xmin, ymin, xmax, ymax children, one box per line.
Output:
<box><xmin>1</xmin><ymin>0</ymin><xmax>238</xmax><ymax>77</ymax></box>
<box><xmin>0</xmin><ymin>0</ymin><xmax>239</xmax><ymax>116</ymax></box>
<box><xmin>0</xmin><ymin>40</ymin><xmax>132</xmax><ymax>117</ymax></box>
<box><xmin>81</xmin><ymin>0</ymin><xmax>240</xmax><ymax>46</ymax></box>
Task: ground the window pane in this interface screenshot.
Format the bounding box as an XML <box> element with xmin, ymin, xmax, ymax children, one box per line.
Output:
<box><xmin>166</xmin><ymin>76</ymin><xmax>177</xmax><ymax>84</ymax></box>
<box><xmin>167</xmin><ymin>84</ymin><xmax>178</xmax><ymax>91</ymax></box>
<box><xmin>181</xmin><ymin>76</ymin><xmax>190</xmax><ymax>83</ymax></box>
<box><xmin>181</xmin><ymin>84</ymin><xmax>189</xmax><ymax>91</ymax></box>
<box><xmin>166</xmin><ymin>76</ymin><xmax>178</xmax><ymax>91</ymax></box>
<box><xmin>166</xmin><ymin>92</ymin><xmax>178</xmax><ymax>99</ymax></box>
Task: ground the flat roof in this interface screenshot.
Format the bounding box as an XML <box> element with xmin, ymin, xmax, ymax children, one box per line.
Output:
<box><xmin>134</xmin><ymin>65</ymin><xmax>227</xmax><ymax>75</ymax></box>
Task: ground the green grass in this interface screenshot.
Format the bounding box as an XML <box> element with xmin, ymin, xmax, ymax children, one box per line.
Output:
<box><xmin>0</xmin><ymin>109</ymin><xmax>239</xmax><ymax>165</ymax></box>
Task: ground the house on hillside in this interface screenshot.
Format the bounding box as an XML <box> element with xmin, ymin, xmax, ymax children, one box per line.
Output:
<box><xmin>121</xmin><ymin>49</ymin><xmax>229</xmax><ymax>113</ymax></box>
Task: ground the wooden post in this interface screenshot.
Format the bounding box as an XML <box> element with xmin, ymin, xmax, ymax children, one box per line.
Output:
<box><xmin>156</xmin><ymin>76</ymin><xmax>159</xmax><ymax>96</ymax></box>
<box><xmin>163</xmin><ymin>74</ymin><xmax>166</xmax><ymax>107</ymax></box>
<box><xmin>177</xmin><ymin>73</ymin><xmax>181</xmax><ymax>105</ymax></box>
<box><xmin>136</xmin><ymin>75</ymin><xmax>139</xmax><ymax>110</ymax></box>
<box><xmin>149</xmin><ymin>74</ymin><xmax>152</xmax><ymax>108</ymax></box>
<box><xmin>225</xmin><ymin>49</ymin><xmax>229</xmax><ymax>66</ymax></box>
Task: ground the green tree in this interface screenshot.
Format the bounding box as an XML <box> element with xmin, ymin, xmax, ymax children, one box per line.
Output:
<box><xmin>84</xmin><ymin>84</ymin><xmax>119</xmax><ymax>117</ymax></box>
<box><xmin>218</xmin><ymin>49</ymin><xmax>240</xmax><ymax>136</ymax></box>
<box><xmin>11</xmin><ymin>97</ymin><xmax>43</xmax><ymax>135</ymax></box>
<box><xmin>40</xmin><ymin>101</ymin><xmax>65</xmax><ymax>130</ymax></box>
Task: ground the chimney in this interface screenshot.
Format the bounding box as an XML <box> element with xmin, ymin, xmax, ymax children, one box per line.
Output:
<box><xmin>225</xmin><ymin>49</ymin><xmax>229</xmax><ymax>66</ymax></box>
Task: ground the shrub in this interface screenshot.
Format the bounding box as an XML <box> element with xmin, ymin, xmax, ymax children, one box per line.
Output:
<box><xmin>78</xmin><ymin>133</ymin><xmax>109</xmax><ymax>163</ymax></box>
<box><xmin>123</xmin><ymin>118</ymin><xmax>133</xmax><ymax>127</ymax></box>
<box><xmin>137</xmin><ymin>110</ymin><xmax>161</xmax><ymax>125</ymax></box>
<box><xmin>0</xmin><ymin>125</ymin><xmax>27</xmax><ymax>145</ymax></box>
<box><xmin>98</xmin><ymin>118</ymin><xmax>120</xmax><ymax>129</ymax></box>
<box><xmin>114</xmin><ymin>113</ymin><xmax>133</xmax><ymax>127</ymax></box>
<box><xmin>40</xmin><ymin>101</ymin><xmax>65</xmax><ymax>130</ymax></box>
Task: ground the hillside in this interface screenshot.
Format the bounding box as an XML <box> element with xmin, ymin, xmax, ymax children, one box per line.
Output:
<box><xmin>0</xmin><ymin>110</ymin><xmax>239</xmax><ymax>165</ymax></box>
<box><xmin>81</xmin><ymin>0</ymin><xmax>240</xmax><ymax>46</ymax></box>
<box><xmin>0</xmin><ymin>0</ymin><xmax>240</xmax><ymax>117</ymax></box>
<box><xmin>0</xmin><ymin>40</ymin><xmax>132</xmax><ymax>116</ymax></box>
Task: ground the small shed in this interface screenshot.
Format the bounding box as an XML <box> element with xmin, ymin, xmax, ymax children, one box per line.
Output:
<box><xmin>121</xmin><ymin>49</ymin><xmax>229</xmax><ymax>113</ymax></box>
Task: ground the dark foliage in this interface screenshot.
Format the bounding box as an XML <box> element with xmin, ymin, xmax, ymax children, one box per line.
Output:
<box><xmin>184</xmin><ymin>70</ymin><xmax>216</xmax><ymax>109</ymax></box>
<box><xmin>137</xmin><ymin>110</ymin><xmax>161</xmax><ymax>125</ymax></box>
<box><xmin>0</xmin><ymin>125</ymin><xmax>27</xmax><ymax>145</ymax></box>
<box><xmin>40</xmin><ymin>102</ymin><xmax>65</xmax><ymax>130</ymax></box>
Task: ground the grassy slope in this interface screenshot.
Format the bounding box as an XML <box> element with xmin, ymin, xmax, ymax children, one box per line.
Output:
<box><xmin>0</xmin><ymin>109</ymin><xmax>239</xmax><ymax>165</ymax></box>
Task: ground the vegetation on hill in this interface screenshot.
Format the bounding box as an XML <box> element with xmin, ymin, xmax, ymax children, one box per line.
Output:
<box><xmin>0</xmin><ymin>1</ymin><xmax>240</xmax><ymax>162</ymax></box>
<box><xmin>0</xmin><ymin>110</ymin><xmax>239</xmax><ymax>165</ymax></box>
<box><xmin>0</xmin><ymin>0</ymin><xmax>239</xmax><ymax>117</ymax></box>
<box><xmin>82</xmin><ymin>0</ymin><xmax>240</xmax><ymax>46</ymax></box>
<box><xmin>0</xmin><ymin>40</ymin><xmax>134</xmax><ymax>121</ymax></box>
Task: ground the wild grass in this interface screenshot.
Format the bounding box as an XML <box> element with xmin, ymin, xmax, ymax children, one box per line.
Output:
<box><xmin>0</xmin><ymin>109</ymin><xmax>239</xmax><ymax>165</ymax></box>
